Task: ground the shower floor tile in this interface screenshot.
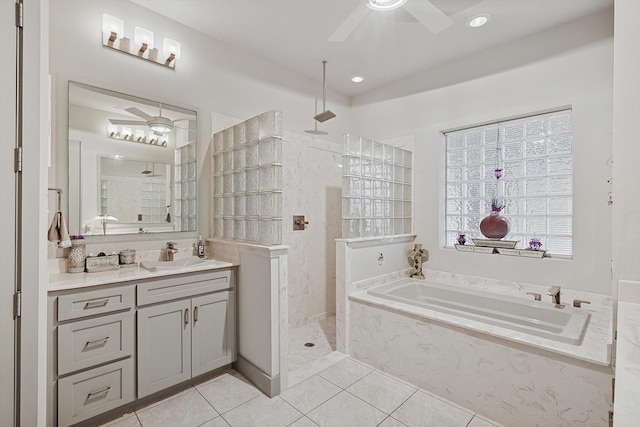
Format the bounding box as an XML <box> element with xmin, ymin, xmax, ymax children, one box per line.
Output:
<box><xmin>288</xmin><ymin>315</ymin><xmax>339</xmax><ymax>386</ymax></box>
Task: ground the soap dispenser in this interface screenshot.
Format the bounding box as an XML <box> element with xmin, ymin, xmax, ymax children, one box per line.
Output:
<box><xmin>197</xmin><ymin>235</ymin><xmax>205</xmax><ymax>258</ymax></box>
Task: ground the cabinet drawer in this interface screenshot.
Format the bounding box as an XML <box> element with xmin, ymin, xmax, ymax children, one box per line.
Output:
<box><xmin>58</xmin><ymin>311</ymin><xmax>134</xmax><ymax>376</ymax></box>
<box><xmin>137</xmin><ymin>269</ymin><xmax>231</xmax><ymax>306</ymax></box>
<box><xmin>58</xmin><ymin>286</ymin><xmax>134</xmax><ymax>321</ymax></box>
<box><xmin>57</xmin><ymin>358</ymin><xmax>134</xmax><ymax>427</ymax></box>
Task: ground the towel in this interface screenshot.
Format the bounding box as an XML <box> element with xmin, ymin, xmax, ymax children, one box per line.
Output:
<box><xmin>48</xmin><ymin>211</ymin><xmax>71</xmax><ymax>248</ymax></box>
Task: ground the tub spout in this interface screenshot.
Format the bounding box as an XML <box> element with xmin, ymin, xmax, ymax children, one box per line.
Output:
<box><xmin>547</xmin><ymin>286</ymin><xmax>561</xmax><ymax>304</ymax></box>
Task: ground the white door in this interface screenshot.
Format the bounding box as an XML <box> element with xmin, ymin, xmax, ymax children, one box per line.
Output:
<box><xmin>0</xmin><ymin>0</ymin><xmax>18</xmax><ymax>425</ymax></box>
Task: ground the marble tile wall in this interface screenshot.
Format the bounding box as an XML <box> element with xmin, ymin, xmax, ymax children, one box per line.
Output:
<box><xmin>282</xmin><ymin>132</ymin><xmax>342</xmax><ymax>327</ymax></box>
<box><xmin>349</xmin><ymin>300</ymin><xmax>613</xmax><ymax>427</ymax></box>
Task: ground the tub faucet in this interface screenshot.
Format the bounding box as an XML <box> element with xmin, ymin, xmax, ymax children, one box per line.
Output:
<box><xmin>166</xmin><ymin>242</ymin><xmax>178</xmax><ymax>261</ymax></box>
<box><xmin>547</xmin><ymin>286</ymin><xmax>561</xmax><ymax>304</ymax></box>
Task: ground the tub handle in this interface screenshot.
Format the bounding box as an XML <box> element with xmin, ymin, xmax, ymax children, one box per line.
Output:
<box><xmin>526</xmin><ymin>292</ymin><xmax>541</xmax><ymax>301</ymax></box>
<box><xmin>573</xmin><ymin>299</ymin><xmax>591</xmax><ymax>308</ymax></box>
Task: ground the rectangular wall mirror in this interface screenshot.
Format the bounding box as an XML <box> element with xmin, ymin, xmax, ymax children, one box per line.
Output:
<box><xmin>68</xmin><ymin>81</ymin><xmax>197</xmax><ymax>236</ymax></box>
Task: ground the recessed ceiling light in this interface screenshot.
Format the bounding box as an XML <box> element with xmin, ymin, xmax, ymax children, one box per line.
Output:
<box><xmin>351</xmin><ymin>76</ymin><xmax>365</xmax><ymax>83</ymax></box>
<box><xmin>367</xmin><ymin>0</ymin><xmax>408</xmax><ymax>12</ymax></box>
<box><xmin>467</xmin><ymin>14</ymin><xmax>490</xmax><ymax>28</ymax></box>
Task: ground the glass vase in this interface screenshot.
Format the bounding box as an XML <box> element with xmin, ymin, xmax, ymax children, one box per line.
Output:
<box><xmin>480</xmin><ymin>211</ymin><xmax>509</xmax><ymax>239</ymax></box>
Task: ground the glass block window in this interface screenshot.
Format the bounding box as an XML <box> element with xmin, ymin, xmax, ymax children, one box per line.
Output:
<box><xmin>342</xmin><ymin>134</ymin><xmax>412</xmax><ymax>238</ymax></box>
<box><xmin>445</xmin><ymin>109</ymin><xmax>573</xmax><ymax>256</ymax></box>
<box><xmin>212</xmin><ymin>111</ymin><xmax>283</xmax><ymax>245</ymax></box>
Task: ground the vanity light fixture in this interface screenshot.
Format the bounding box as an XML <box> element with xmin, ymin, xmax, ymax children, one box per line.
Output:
<box><xmin>102</xmin><ymin>14</ymin><xmax>180</xmax><ymax>69</ymax></box>
<box><xmin>106</xmin><ymin>123</ymin><xmax>169</xmax><ymax>147</ymax></box>
<box><xmin>134</xmin><ymin>26</ymin><xmax>154</xmax><ymax>56</ymax></box>
<box><xmin>163</xmin><ymin>38</ymin><xmax>181</xmax><ymax>67</ymax></box>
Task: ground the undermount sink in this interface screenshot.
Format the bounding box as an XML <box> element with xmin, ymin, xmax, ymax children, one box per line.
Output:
<box><xmin>140</xmin><ymin>257</ymin><xmax>215</xmax><ymax>271</ymax></box>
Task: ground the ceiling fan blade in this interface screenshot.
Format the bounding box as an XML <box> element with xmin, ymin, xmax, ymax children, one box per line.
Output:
<box><xmin>109</xmin><ymin>119</ymin><xmax>147</xmax><ymax>126</ymax></box>
<box><xmin>403</xmin><ymin>0</ymin><xmax>452</xmax><ymax>34</ymax></box>
<box><xmin>328</xmin><ymin>4</ymin><xmax>370</xmax><ymax>42</ymax></box>
<box><xmin>124</xmin><ymin>106</ymin><xmax>154</xmax><ymax>120</ymax></box>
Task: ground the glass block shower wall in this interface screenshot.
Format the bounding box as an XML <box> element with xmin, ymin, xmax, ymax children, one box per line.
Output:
<box><xmin>212</xmin><ymin>111</ymin><xmax>283</xmax><ymax>245</ymax></box>
<box><xmin>342</xmin><ymin>134</ymin><xmax>413</xmax><ymax>238</ymax></box>
<box><xmin>174</xmin><ymin>142</ymin><xmax>197</xmax><ymax>231</ymax></box>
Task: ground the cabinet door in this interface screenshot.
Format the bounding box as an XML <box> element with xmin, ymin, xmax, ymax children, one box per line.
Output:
<box><xmin>137</xmin><ymin>299</ymin><xmax>191</xmax><ymax>398</ymax></box>
<box><xmin>191</xmin><ymin>291</ymin><xmax>235</xmax><ymax>377</ymax></box>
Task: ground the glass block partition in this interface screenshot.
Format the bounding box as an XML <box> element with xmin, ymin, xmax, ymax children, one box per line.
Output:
<box><xmin>342</xmin><ymin>134</ymin><xmax>413</xmax><ymax>238</ymax></box>
<box><xmin>174</xmin><ymin>142</ymin><xmax>198</xmax><ymax>231</ymax></box>
<box><xmin>212</xmin><ymin>111</ymin><xmax>283</xmax><ymax>245</ymax></box>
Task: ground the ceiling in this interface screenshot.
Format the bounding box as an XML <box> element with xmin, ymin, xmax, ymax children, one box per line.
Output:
<box><xmin>130</xmin><ymin>0</ymin><xmax>612</xmax><ymax>97</ymax></box>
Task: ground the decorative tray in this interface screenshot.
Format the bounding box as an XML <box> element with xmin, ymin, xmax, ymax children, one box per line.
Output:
<box><xmin>85</xmin><ymin>254</ymin><xmax>120</xmax><ymax>273</ymax></box>
<box><xmin>454</xmin><ymin>244</ymin><xmax>495</xmax><ymax>254</ymax></box>
<box><xmin>471</xmin><ymin>239</ymin><xmax>518</xmax><ymax>249</ymax></box>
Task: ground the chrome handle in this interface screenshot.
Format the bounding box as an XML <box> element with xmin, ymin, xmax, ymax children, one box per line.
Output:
<box><xmin>526</xmin><ymin>292</ymin><xmax>541</xmax><ymax>301</ymax></box>
<box><xmin>85</xmin><ymin>336</ymin><xmax>110</xmax><ymax>347</ymax></box>
<box><xmin>193</xmin><ymin>306</ymin><xmax>198</xmax><ymax>323</ymax></box>
<box><xmin>87</xmin><ymin>386</ymin><xmax>111</xmax><ymax>399</ymax></box>
<box><xmin>573</xmin><ymin>299</ymin><xmax>591</xmax><ymax>308</ymax></box>
<box><xmin>85</xmin><ymin>299</ymin><xmax>109</xmax><ymax>309</ymax></box>
<box><xmin>294</xmin><ymin>220</ymin><xmax>309</xmax><ymax>226</ymax></box>
<box><xmin>184</xmin><ymin>308</ymin><xmax>189</xmax><ymax>326</ymax></box>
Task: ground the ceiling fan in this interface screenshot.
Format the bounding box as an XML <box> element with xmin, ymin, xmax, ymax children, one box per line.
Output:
<box><xmin>329</xmin><ymin>0</ymin><xmax>453</xmax><ymax>42</ymax></box>
<box><xmin>109</xmin><ymin>104</ymin><xmax>176</xmax><ymax>135</ymax></box>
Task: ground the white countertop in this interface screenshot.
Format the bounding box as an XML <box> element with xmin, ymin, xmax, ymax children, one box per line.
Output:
<box><xmin>613</xmin><ymin>301</ymin><xmax>640</xmax><ymax>426</ymax></box>
<box><xmin>48</xmin><ymin>258</ymin><xmax>235</xmax><ymax>292</ymax></box>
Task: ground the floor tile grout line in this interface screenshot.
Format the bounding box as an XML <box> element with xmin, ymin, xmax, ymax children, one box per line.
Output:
<box><xmin>341</xmin><ymin>387</ymin><xmax>398</xmax><ymax>417</ymax></box>
<box><xmin>386</xmin><ymin>388</ymin><xmax>420</xmax><ymax>420</ymax></box>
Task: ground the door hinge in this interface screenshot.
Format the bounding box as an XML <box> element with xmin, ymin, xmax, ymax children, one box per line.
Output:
<box><xmin>15</xmin><ymin>1</ymin><xmax>23</xmax><ymax>28</ymax></box>
<box><xmin>609</xmin><ymin>410</ymin><xmax>614</xmax><ymax>427</ymax></box>
<box><xmin>612</xmin><ymin>377</ymin><xmax>615</xmax><ymax>403</ymax></box>
<box><xmin>14</xmin><ymin>291</ymin><xmax>21</xmax><ymax>318</ymax></box>
<box><xmin>14</xmin><ymin>147</ymin><xmax>22</xmax><ymax>173</ymax></box>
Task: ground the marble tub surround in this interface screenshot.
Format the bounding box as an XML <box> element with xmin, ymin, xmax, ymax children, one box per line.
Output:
<box><xmin>349</xmin><ymin>301</ymin><xmax>613</xmax><ymax>427</ymax></box>
<box><xmin>350</xmin><ymin>271</ymin><xmax>612</xmax><ymax>366</ymax></box>
<box><xmin>612</xmin><ymin>280</ymin><xmax>640</xmax><ymax>426</ymax></box>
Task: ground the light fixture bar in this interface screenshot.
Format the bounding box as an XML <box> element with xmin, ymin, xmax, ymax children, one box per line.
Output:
<box><xmin>101</xmin><ymin>15</ymin><xmax>179</xmax><ymax>69</ymax></box>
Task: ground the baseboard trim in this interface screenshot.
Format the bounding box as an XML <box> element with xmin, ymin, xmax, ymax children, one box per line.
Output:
<box><xmin>234</xmin><ymin>355</ymin><xmax>281</xmax><ymax>397</ymax></box>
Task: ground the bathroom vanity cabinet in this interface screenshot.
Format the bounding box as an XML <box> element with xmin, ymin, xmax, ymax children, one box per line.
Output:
<box><xmin>48</xmin><ymin>267</ymin><xmax>236</xmax><ymax>427</ymax></box>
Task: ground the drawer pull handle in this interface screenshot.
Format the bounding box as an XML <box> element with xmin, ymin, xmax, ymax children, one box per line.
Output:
<box><xmin>85</xmin><ymin>336</ymin><xmax>110</xmax><ymax>347</ymax></box>
<box><xmin>194</xmin><ymin>306</ymin><xmax>198</xmax><ymax>323</ymax></box>
<box><xmin>87</xmin><ymin>386</ymin><xmax>111</xmax><ymax>399</ymax></box>
<box><xmin>85</xmin><ymin>299</ymin><xmax>110</xmax><ymax>309</ymax></box>
<box><xmin>184</xmin><ymin>308</ymin><xmax>189</xmax><ymax>326</ymax></box>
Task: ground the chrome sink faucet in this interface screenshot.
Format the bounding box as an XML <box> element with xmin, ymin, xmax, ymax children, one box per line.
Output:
<box><xmin>166</xmin><ymin>242</ymin><xmax>178</xmax><ymax>261</ymax></box>
<box><xmin>548</xmin><ymin>286</ymin><xmax>561</xmax><ymax>304</ymax></box>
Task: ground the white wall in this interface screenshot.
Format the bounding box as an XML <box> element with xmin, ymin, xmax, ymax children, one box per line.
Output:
<box><xmin>49</xmin><ymin>0</ymin><xmax>352</xmax><ymax>248</ymax></box>
<box><xmin>350</xmin><ymin>20</ymin><xmax>614</xmax><ymax>295</ymax></box>
<box><xmin>612</xmin><ymin>0</ymin><xmax>640</xmax><ymax>293</ymax></box>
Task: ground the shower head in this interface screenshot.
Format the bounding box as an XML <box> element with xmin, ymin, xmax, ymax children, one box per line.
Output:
<box><xmin>313</xmin><ymin>110</ymin><xmax>336</xmax><ymax>123</ymax></box>
<box><xmin>313</xmin><ymin>60</ymin><xmax>336</xmax><ymax>123</ymax></box>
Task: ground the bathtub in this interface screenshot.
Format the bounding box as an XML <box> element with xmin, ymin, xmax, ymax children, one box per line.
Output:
<box><xmin>367</xmin><ymin>278</ymin><xmax>590</xmax><ymax>345</ymax></box>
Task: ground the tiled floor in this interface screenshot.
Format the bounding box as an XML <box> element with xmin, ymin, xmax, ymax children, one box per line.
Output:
<box><xmin>100</xmin><ymin>357</ymin><xmax>503</xmax><ymax>427</ymax></box>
